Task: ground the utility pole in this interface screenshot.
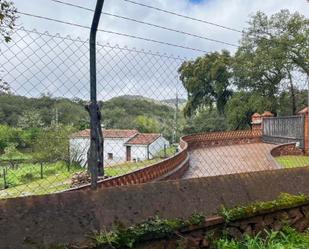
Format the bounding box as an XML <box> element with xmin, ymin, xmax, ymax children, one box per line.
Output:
<box><xmin>172</xmin><ymin>91</ymin><xmax>179</xmax><ymax>144</ymax></box>
<box><xmin>86</xmin><ymin>0</ymin><xmax>105</xmax><ymax>189</ymax></box>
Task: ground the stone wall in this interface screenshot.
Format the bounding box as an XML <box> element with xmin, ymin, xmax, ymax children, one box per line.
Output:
<box><xmin>134</xmin><ymin>204</ymin><xmax>309</xmax><ymax>249</ymax></box>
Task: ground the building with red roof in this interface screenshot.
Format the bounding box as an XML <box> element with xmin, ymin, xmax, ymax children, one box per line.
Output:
<box><xmin>70</xmin><ymin>129</ymin><xmax>169</xmax><ymax>166</ymax></box>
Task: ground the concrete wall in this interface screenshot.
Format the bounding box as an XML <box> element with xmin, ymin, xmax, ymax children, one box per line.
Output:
<box><xmin>149</xmin><ymin>136</ymin><xmax>170</xmax><ymax>157</ymax></box>
<box><xmin>130</xmin><ymin>137</ymin><xmax>170</xmax><ymax>161</ymax></box>
<box><xmin>104</xmin><ymin>138</ymin><xmax>128</xmax><ymax>164</ymax></box>
<box><xmin>70</xmin><ymin>137</ymin><xmax>130</xmax><ymax>166</ymax></box>
<box><xmin>131</xmin><ymin>145</ymin><xmax>148</xmax><ymax>161</ymax></box>
<box><xmin>1</xmin><ymin>167</ymin><xmax>309</xmax><ymax>248</ymax></box>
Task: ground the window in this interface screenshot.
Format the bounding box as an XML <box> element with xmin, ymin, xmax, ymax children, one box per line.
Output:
<box><xmin>108</xmin><ymin>153</ymin><xmax>113</xmax><ymax>160</ymax></box>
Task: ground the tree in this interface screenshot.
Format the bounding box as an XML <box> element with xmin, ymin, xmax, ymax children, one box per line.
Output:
<box><xmin>0</xmin><ymin>124</ymin><xmax>20</xmax><ymax>151</ymax></box>
<box><xmin>178</xmin><ymin>50</ymin><xmax>233</xmax><ymax>117</ymax></box>
<box><xmin>0</xmin><ymin>0</ymin><xmax>17</xmax><ymax>42</ymax></box>
<box><xmin>17</xmin><ymin>110</ymin><xmax>45</xmax><ymax>129</ymax></box>
<box><xmin>225</xmin><ymin>92</ymin><xmax>267</xmax><ymax>130</ymax></box>
<box><xmin>32</xmin><ymin>125</ymin><xmax>76</xmax><ymax>163</ymax></box>
<box><xmin>0</xmin><ymin>79</ymin><xmax>10</xmax><ymax>95</ymax></box>
<box><xmin>134</xmin><ymin>115</ymin><xmax>159</xmax><ymax>133</ymax></box>
<box><xmin>182</xmin><ymin>109</ymin><xmax>227</xmax><ymax>134</ymax></box>
<box><xmin>235</xmin><ymin>10</ymin><xmax>309</xmax><ymax>114</ymax></box>
<box><xmin>1</xmin><ymin>143</ymin><xmax>24</xmax><ymax>168</ymax></box>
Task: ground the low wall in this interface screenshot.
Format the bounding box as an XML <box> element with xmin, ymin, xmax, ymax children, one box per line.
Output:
<box><xmin>271</xmin><ymin>143</ymin><xmax>305</xmax><ymax>157</ymax></box>
<box><xmin>135</xmin><ymin>204</ymin><xmax>309</xmax><ymax>249</ymax></box>
<box><xmin>70</xmin><ymin>130</ymin><xmax>262</xmax><ymax>191</ymax></box>
<box><xmin>1</xmin><ymin>167</ymin><xmax>309</xmax><ymax>248</ymax></box>
<box><xmin>182</xmin><ymin>129</ymin><xmax>262</xmax><ymax>151</ymax></box>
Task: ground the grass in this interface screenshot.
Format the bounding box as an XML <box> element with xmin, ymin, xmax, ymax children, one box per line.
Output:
<box><xmin>105</xmin><ymin>158</ymin><xmax>161</xmax><ymax>176</ymax></box>
<box><xmin>0</xmin><ymin>162</ymin><xmax>81</xmax><ymax>199</ymax></box>
<box><xmin>219</xmin><ymin>193</ymin><xmax>309</xmax><ymax>222</ymax></box>
<box><xmin>275</xmin><ymin>155</ymin><xmax>309</xmax><ymax>168</ymax></box>
<box><xmin>0</xmin><ymin>150</ymin><xmax>174</xmax><ymax>199</ymax></box>
<box><xmin>216</xmin><ymin>227</ymin><xmax>309</xmax><ymax>249</ymax></box>
<box><xmin>94</xmin><ymin>214</ymin><xmax>205</xmax><ymax>249</ymax></box>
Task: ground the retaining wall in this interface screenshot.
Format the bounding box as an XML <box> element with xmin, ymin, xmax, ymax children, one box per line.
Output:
<box><xmin>1</xmin><ymin>167</ymin><xmax>309</xmax><ymax>248</ymax></box>
<box><xmin>135</xmin><ymin>204</ymin><xmax>309</xmax><ymax>249</ymax></box>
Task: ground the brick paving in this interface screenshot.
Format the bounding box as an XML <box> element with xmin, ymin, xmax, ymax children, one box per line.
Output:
<box><xmin>183</xmin><ymin>143</ymin><xmax>277</xmax><ymax>178</ymax></box>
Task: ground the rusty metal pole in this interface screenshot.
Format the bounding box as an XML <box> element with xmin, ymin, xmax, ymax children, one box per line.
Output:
<box><xmin>86</xmin><ymin>0</ymin><xmax>105</xmax><ymax>189</ymax></box>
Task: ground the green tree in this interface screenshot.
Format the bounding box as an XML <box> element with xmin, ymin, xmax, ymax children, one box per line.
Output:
<box><xmin>0</xmin><ymin>1</ymin><xmax>17</xmax><ymax>96</ymax></box>
<box><xmin>0</xmin><ymin>124</ymin><xmax>20</xmax><ymax>151</ymax></box>
<box><xmin>0</xmin><ymin>0</ymin><xmax>17</xmax><ymax>42</ymax></box>
<box><xmin>235</xmin><ymin>10</ymin><xmax>309</xmax><ymax>114</ymax></box>
<box><xmin>178</xmin><ymin>50</ymin><xmax>233</xmax><ymax>117</ymax></box>
<box><xmin>32</xmin><ymin>125</ymin><xmax>76</xmax><ymax>163</ymax></box>
<box><xmin>134</xmin><ymin>115</ymin><xmax>159</xmax><ymax>133</ymax></box>
<box><xmin>182</xmin><ymin>109</ymin><xmax>227</xmax><ymax>134</ymax></box>
<box><xmin>1</xmin><ymin>143</ymin><xmax>24</xmax><ymax>168</ymax></box>
<box><xmin>0</xmin><ymin>79</ymin><xmax>10</xmax><ymax>95</ymax></box>
<box><xmin>17</xmin><ymin>110</ymin><xmax>45</xmax><ymax>129</ymax></box>
<box><xmin>225</xmin><ymin>92</ymin><xmax>267</xmax><ymax>130</ymax></box>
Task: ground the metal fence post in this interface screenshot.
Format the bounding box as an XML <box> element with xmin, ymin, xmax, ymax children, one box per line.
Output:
<box><xmin>86</xmin><ymin>0</ymin><xmax>105</xmax><ymax>189</ymax></box>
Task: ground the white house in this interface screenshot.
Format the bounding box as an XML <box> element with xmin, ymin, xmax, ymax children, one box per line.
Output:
<box><xmin>69</xmin><ymin>129</ymin><xmax>169</xmax><ymax>166</ymax></box>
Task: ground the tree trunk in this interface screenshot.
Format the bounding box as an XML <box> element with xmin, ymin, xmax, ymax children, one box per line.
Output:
<box><xmin>288</xmin><ymin>71</ymin><xmax>296</xmax><ymax>115</ymax></box>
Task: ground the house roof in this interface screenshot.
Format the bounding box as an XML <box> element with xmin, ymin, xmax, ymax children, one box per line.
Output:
<box><xmin>71</xmin><ymin>129</ymin><xmax>138</xmax><ymax>138</ymax></box>
<box><xmin>125</xmin><ymin>133</ymin><xmax>161</xmax><ymax>146</ymax></box>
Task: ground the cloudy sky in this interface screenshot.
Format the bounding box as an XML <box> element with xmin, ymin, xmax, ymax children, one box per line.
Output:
<box><xmin>2</xmin><ymin>0</ymin><xmax>309</xmax><ymax>100</ymax></box>
<box><xmin>13</xmin><ymin>0</ymin><xmax>309</xmax><ymax>56</ymax></box>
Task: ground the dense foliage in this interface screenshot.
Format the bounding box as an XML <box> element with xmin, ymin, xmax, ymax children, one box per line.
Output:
<box><xmin>178</xmin><ymin>10</ymin><xmax>309</xmax><ymax>131</ymax></box>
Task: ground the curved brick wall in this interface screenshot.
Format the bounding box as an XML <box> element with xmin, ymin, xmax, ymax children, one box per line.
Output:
<box><xmin>270</xmin><ymin>143</ymin><xmax>305</xmax><ymax>157</ymax></box>
<box><xmin>70</xmin><ymin>137</ymin><xmax>189</xmax><ymax>191</ymax></box>
<box><xmin>70</xmin><ymin>129</ymin><xmax>263</xmax><ymax>191</ymax></box>
<box><xmin>182</xmin><ymin>129</ymin><xmax>262</xmax><ymax>151</ymax></box>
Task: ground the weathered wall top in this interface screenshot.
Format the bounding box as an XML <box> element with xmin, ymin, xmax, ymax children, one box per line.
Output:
<box><xmin>1</xmin><ymin>167</ymin><xmax>309</xmax><ymax>248</ymax></box>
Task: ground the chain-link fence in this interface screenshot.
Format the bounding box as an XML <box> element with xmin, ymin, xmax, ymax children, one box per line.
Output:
<box><xmin>0</xmin><ymin>25</ymin><xmax>308</xmax><ymax>199</ymax></box>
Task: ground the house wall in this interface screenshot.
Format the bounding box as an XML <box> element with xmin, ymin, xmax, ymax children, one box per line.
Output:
<box><xmin>130</xmin><ymin>137</ymin><xmax>170</xmax><ymax>161</ymax></box>
<box><xmin>104</xmin><ymin>138</ymin><xmax>128</xmax><ymax>165</ymax></box>
<box><xmin>130</xmin><ymin>145</ymin><xmax>148</xmax><ymax>161</ymax></box>
<box><xmin>149</xmin><ymin>136</ymin><xmax>170</xmax><ymax>157</ymax></box>
<box><xmin>69</xmin><ymin>138</ymin><xmax>89</xmax><ymax>167</ymax></box>
<box><xmin>70</xmin><ymin>137</ymin><xmax>131</xmax><ymax>166</ymax></box>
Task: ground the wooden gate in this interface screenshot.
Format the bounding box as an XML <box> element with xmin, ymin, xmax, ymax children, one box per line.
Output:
<box><xmin>262</xmin><ymin>115</ymin><xmax>305</xmax><ymax>148</ymax></box>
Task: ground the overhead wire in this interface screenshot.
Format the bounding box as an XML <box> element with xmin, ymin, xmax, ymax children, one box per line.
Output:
<box><xmin>50</xmin><ymin>0</ymin><xmax>238</xmax><ymax>47</ymax></box>
<box><xmin>18</xmin><ymin>11</ymin><xmax>211</xmax><ymax>53</ymax></box>
<box><xmin>120</xmin><ymin>0</ymin><xmax>243</xmax><ymax>33</ymax></box>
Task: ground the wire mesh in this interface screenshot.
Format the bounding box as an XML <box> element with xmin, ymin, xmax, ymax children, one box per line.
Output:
<box><xmin>0</xmin><ymin>26</ymin><xmax>308</xmax><ymax>199</ymax></box>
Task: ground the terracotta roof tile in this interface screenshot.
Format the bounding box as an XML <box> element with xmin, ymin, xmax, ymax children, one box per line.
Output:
<box><xmin>71</xmin><ymin>129</ymin><xmax>138</xmax><ymax>138</ymax></box>
<box><xmin>125</xmin><ymin>133</ymin><xmax>161</xmax><ymax>145</ymax></box>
